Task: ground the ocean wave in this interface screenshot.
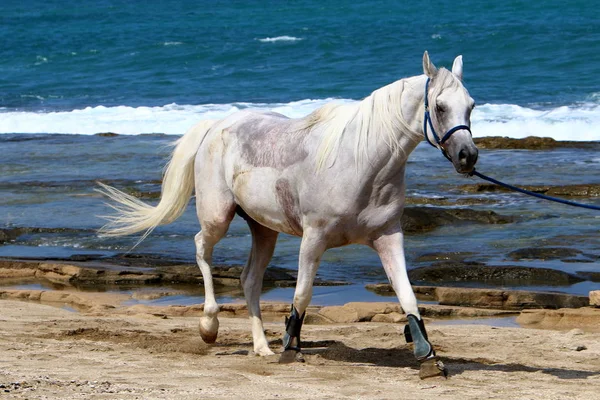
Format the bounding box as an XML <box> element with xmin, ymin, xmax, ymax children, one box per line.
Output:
<box><xmin>0</xmin><ymin>100</ymin><xmax>598</xmax><ymax>140</ymax></box>
<box><xmin>257</xmin><ymin>36</ymin><xmax>302</xmax><ymax>43</ymax></box>
<box><xmin>0</xmin><ymin>99</ymin><xmax>338</xmax><ymax>135</ymax></box>
<box><xmin>472</xmin><ymin>103</ymin><xmax>600</xmax><ymax>141</ymax></box>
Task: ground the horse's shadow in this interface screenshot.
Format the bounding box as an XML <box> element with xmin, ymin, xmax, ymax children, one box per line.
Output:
<box><xmin>300</xmin><ymin>340</ymin><xmax>600</xmax><ymax>380</ymax></box>
<box><xmin>212</xmin><ymin>338</ymin><xmax>598</xmax><ymax>380</ymax></box>
<box><xmin>302</xmin><ymin>340</ymin><xmax>419</xmax><ymax>369</ymax></box>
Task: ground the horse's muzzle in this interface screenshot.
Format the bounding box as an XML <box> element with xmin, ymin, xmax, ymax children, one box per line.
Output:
<box><xmin>453</xmin><ymin>143</ymin><xmax>478</xmax><ymax>174</ymax></box>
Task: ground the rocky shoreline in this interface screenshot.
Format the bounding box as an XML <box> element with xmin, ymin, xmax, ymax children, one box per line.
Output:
<box><xmin>1</xmin><ymin>135</ymin><xmax>599</xmax><ymax>324</ymax></box>
<box><xmin>1</xmin><ymin>247</ymin><xmax>598</xmax><ymax>291</ymax></box>
<box><xmin>0</xmin><ymin>255</ymin><xmax>598</xmax><ymax>333</ymax></box>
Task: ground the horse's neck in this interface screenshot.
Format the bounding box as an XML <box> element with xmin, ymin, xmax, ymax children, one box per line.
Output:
<box><xmin>349</xmin><ymin>75</ymin><xmax>426</xmax><ymax>175</ymax></box>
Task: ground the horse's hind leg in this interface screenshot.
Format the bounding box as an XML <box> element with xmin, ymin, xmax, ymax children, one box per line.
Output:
<box><xmin>239</xmin><ymin>213</ymin><xmax>279</xmax><ymax>356</ymax></box>
<box><xmin>195</xmin><ymin>206</ymin><xmax>235</xmax><ymax>343</ymax></box>
<box><xmin>372</xmin><ymin>227</ymin><xmax>448</xmax><ymax>379</ymax></box>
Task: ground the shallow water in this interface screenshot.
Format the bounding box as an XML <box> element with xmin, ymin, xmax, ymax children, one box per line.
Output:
<box><xmin>1</xmin><ymin>134</ymin><xmax>599</xmax><ymax>303</ymax></box>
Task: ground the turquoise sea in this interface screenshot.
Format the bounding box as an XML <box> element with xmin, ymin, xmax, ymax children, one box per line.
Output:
<box><xmin>0</xmin><ymin>1</ymin><xmax>599</xmax><ymax>302</ymax></box>
<box><xmin>1</xmin><ymin>0</ymin><xmax>598</xmax><ymax>137</ymax></box>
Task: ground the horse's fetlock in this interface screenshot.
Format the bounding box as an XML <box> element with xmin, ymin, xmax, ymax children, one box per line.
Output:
<box><xmin>203</xmin><ymin>304</ymin><xmax>219</xmax><ymax>317</ymax></box>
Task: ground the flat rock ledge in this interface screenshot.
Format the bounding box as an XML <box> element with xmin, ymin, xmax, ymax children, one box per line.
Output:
<box><xmin>408</xmin><ymin>262</ymin><xmax>584</xmax><ymax>285</ymax></box>
<box><xmin>459</xmin><ymin>183</ymin><xmax>600</xmax><ymax>198</ymax></box>
<box><xmin>473</xmin><ymin>136</ymin><xmax>600</xmax><ymax>150</ymax></box>
<box><xmin>0</xmin><ymin>288</ymin><xmax>514</xmax><ymax>322</ymax></box>
<box><xmin>516</xmin><ymin>308</ymin><xmax>600</xmax><ymax>331</ymax></box>
<box><xmin>0</xmin><ymin>259</ymin><xmax>344</xmax><ymax>288</ymax></box>
<box><xmin>366</xmin><ymin>284</ymin><xmax>590</xmax><ymax>309</ymax></box>
<box><xmin>1</xmin><ymin>288</ymin><xmax>599</xmax><ymax>332</ymax></box>
<box><xmin>591</xmin><ymin>290</ymin><xmax>600</xmax><ymax>307</ymax></box>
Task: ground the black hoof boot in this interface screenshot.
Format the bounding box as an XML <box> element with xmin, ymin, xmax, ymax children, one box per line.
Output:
<box><xmin>279</xmin><ymin>305</ymin><xmax>305</xmax><ymax>364</ymax></box>
<box><xmin>404</xmin><ymin>314</ymin><xmax>448</xmax><ymax>379</ymax></box>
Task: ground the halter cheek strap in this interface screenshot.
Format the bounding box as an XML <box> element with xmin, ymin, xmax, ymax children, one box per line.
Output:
<box><xmin>423</xmin><ymin>77</ymin><xmax>471</xmax><ymax>160</ymax></box>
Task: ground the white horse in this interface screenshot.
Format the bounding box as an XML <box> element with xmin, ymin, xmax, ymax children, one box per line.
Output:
<box><xmin>98</xmin><ymin>51</ymin><xmax>477</xmax><ymax>379</ymax></box>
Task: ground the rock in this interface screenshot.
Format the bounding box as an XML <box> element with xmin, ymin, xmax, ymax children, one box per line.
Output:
<box><xmin>317</xmin><ymin>306</ymin><xmax>355</xmax><ymax>323</ymax></box>
<box><xmin>0</xmin><ymin>289</ymin><xmax>43</xmax><ymax>301</ymax></box>
<box><xmin>570</xmin><ymin>345</ymin><xmax>587</xmax><ymax>351</ymax></box>
<box><xmin>577</xmin><ymin>271</ymin><xmax>600</xmax><ymax>282</ymax></box>
<box><xmin>405</xmin><ymin>196</ymin><xmax>498</xmax><ymax>207</ymax></box>
<box><xmin>473</xmin><ymin>136</ymin><xmax>600</xmax><ymax>150</ymax></box>
<box><xmin>546</xmin><ymin>186</ymin><xmax>600</xmax><ymax>197</ymax></box>
<box><xmin>0</xmin><ymin>227</ymin><xmax>26</xmax><ymax>244</ymax></box>
<box><xmin>401</xmin><ymin>207</ymin><xmax>514</xmax><ymax>234</ymax></box>
<box><xmin>371</xmin><ymin>312</ymin><xmax>406</xmax><ymax>323</ymax></box>
<box><xmin>407</xmin><ymin>263</ymin><xmax>583</xmax><ymax>286</ymax></box>
<box><xmin>365</xmin><ymin>283</ymin><xmax>395</xmax><ymax>296</ymax></box>
<box><xmin>459</xmin><ymin>183</ymin><xmax>600</xmax><ymax>198</ymax></box>
<box><xmin>0</xmin><ymin>258</ymin><xmax>317</xmax><ymax>288</ymax></box>
<box><xmin>0</xmin><ymin>227</ymin><xmax>92</xmax><ymax>245</ymax></box>
<box><xmin>365</xmin><ymin>285</ymin><xmax>589</xmax><ymax>310</ymax></box>
<box><xmin>590</xmin><ymin>291</ymin><xmax>600</xmax><ymax>307</ymax></box>
<box><xmin>95</xmin><ymin>132</ymin><xmax>119</xmax><ymax>137</ymax></box>
<box><xmin>419</xmin><ymin>304</ymin><xmax>518</xmax><ymax>318</ymax></box>
<box><xmin>318</xmin><ymin>302</ymin><xmax>399</xmax><ymax>323</ymax></box>
<box><xmin>364</xmin><ymin>284</ymin><xmax>438</xmax><ymax>301</ymax></box>
<box><xmin>436</xmin><ymin>287</ymin><xmax>589</xmax><ymax>310</ymax></box>
<box><xmin>507</xmin><ymin>247</ymin><xmax>582</xmax><ymax>261</ymax></box>
<box><xmin>415</xmin><ymin>252</ymin><xmax>475</xmax><ymax>263</ymax></box>
<box><xmin>304</xmin><ymin>312</ymin><xmax>333</xmax><ymax>325</ymax></box>
<box><xmin>517</xmin><ymin>308</ymin><xmax>600</xmax><ymax>332</ymax></box>
<box><xmin>131</xmin><ymin>291</ymin><xmax>182</xmax><ymax>301</ymax></box>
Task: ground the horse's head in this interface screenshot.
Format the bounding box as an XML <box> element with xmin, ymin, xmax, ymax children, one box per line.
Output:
<box><xmin>422</xmin><ymin>51</ymin><xmax>478</xmax><ymax>174</ymax></box>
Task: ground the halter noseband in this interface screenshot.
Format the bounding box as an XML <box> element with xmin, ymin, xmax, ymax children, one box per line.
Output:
<box><xmin>423</xmin><ymin>77</ymin><xmax>471</xmax><ymax>161</ymax></box>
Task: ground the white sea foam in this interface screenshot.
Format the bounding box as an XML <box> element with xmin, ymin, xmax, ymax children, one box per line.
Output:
<box><xmin>0</xmin><ymin>99</ymin><xmax>338</xmax><ymax>135</ymax></box>
<box><xmin>471</xmin><ymin>103</ymin><xmax>600</xmax><ymax>141</ymax></box>
<box><xmin>257</xmin><ymin>36</ymin><xmax>302</xmax><ymax>43</ymax></box>
<box><xmin>0</xmin><ymin>100</ymin><xmax>598</xmax><ymax>140</ymax></box>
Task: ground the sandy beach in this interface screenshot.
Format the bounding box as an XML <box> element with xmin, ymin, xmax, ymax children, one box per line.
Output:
<box><xmin>1</xmin><ymin>289</ymin><xmax>599</xmax><ymax>400</ymax></box>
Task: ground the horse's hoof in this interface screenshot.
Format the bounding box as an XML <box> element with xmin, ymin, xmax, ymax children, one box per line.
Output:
<box><xmin>199</xmin><ymin>329</ymin><xmax>217</xmax><ymax>344</ymax></box>
<box><xmin>278</xmin><ymin>349</ymin><xmax>305</xmax><ymax>364</ymax></box>
<box><xmin>199</xmin><ymin>324</ymin><xmax>218</xmax><ymax>344</ymax></box>
<box><xmin>254</xmin><ymin>347</ymin><xmax>275</xmax><ymax>357</ymax></box>
<box><xmin>419</xmin><ymin>358</ymin><xmax>448</xmax><ymax>380</ymax></box>
<box><xmin>199</xmin><ymin>316</ymin><xmax>219</xmax><ymax>344</ymax></box>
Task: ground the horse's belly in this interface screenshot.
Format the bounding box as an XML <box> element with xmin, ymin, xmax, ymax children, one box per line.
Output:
<box><xmin>231</xmin><ymin>168</ymin><xmax>302</xmax><ymax>236</ymax></box>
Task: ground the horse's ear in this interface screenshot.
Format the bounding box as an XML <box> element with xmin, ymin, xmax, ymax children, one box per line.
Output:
<box><xmin>452</xmin><ymin>55</ymin><xmax>463</xmax><ymax>81</ymax></box>
<box><xmin>423</xmin><ymin>51</ymin><xmax>438</xmax><ymax>78</ymax></box>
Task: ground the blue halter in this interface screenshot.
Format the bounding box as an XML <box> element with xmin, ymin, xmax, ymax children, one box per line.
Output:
<box><xmin>423</xmin><ymin>77</ymin><xmax>471</xmax><ymax>160</ymax></box>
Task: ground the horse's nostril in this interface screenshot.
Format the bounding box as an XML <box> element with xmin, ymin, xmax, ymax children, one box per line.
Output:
<box><xmin>458</xmin><ymin>149</ymin><xmax>468</xmax><ymax>164</ymax></box>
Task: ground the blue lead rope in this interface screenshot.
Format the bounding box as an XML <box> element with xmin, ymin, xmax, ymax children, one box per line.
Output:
<box><xmin>422</xmin><ymin>78</ymin><xmax>600</xmax><ymax>211</ymax></box>
<box><xmin>469</xmin><ymin>169</ymin><xmax>600</xmax><ymax>211</ymax></box>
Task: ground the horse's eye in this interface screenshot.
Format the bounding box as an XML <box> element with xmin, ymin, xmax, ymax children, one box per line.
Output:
<box><xmin>436</xmin><ymin>105</ymin><xmax>446</xmax><ymax>113</ymax></box>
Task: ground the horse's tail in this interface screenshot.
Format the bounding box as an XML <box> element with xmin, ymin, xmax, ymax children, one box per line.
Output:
<box><xmin>97</xmin><ymin>119</ymin><xmax>217</xmax><ymax>243</ymax></box>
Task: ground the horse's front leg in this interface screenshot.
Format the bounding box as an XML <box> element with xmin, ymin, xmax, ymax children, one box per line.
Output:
<box><xmin>279</xmin><ymin>228</ymin><xmax>326</xmax><ymax>363</ymax></box>
<box><xmin>372</xmin><ymin>227</ymin><xmax>448</xmax><ymax>379</ymax></box>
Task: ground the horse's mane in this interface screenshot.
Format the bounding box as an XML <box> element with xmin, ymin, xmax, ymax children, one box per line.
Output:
<box><xmin>306</xmin><ymin>69</ymin><xmax>460</xmax><ymax>170</ymax></box>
